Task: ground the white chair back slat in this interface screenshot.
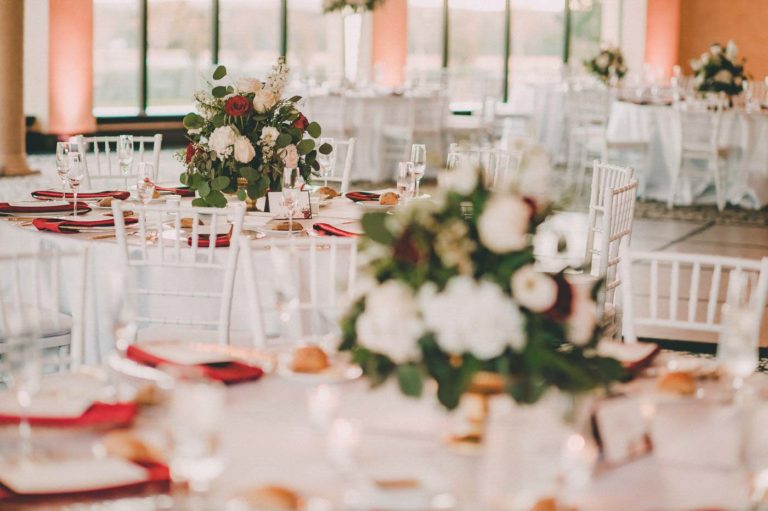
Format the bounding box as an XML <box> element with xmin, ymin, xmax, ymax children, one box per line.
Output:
<box><xmin>75</xmin><ymin>134</ymin><xmax>163</xmax><ymax>189</ymax></box>
<box><xmin>621</xmin><ymin>251</ymin><xmax>768</xmax><ymax>343</ymax></box>
<box><xmin>447</xmin><ymin>145</ymin><xmax>522</xmax><ymax>189</ymax></box>
<box><xmin>111</xmin><ymin>200</ymin><xmax>245</xmax><ymax>345</ymax></box>
<box><xmin>317</xmin><ymin>138</ymin><xmax>356</xmax><ymax>195</ymax></box>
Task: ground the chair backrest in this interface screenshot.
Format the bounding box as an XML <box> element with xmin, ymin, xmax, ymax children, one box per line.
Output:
<box><xmin>447</xmin><ymin>145</ymin><xmax>521</xmax><ymax>189</ymax></box>
<box><xmin>567</xmin><ymin>86</ymin><xmax>610</xmax><ymax>131</ymax></box>
<box><xmin>305</xmin><ymin>95</ymin><xmax>347</xmax><ymax>138</ymax></box>
<box><xmin>621</xmin><ymin>251</ymin><xmax>768</xmax><ymax>343</ymax></box>
<box><xmin>75</xmin><ymin>134</ymin><xmax>162</xmax><ymax>189</ymax></box>
<box><xmin>0</xmin><ymin>249</ymin><xmax>88</xmax><ymax>371</ymax></box>
<box><xmin>675</xmin><ymin>99</ymin><xmax>724</xmax><ymax>156</ymax></box>
<box><xmin>318</xmin><ymin>138</ymin><xmax>356</xmax><ymax>194</ymax></box>
<box><xmin>240</xmin><ymin>237</ymin><xmax>360</xmax><ymax>347</ymax></box>
<box><xmin>584</xmin><ymin>161</ymin><xmax>636</xmax><ymax>271</ymax></box>
<box><xmin>111</xmin><ymin>200</ymin><xmax>245</xmax><ymax>345</ymax></box>
<box><xmin>412</xmin><ymin>94</ymin><xmax>446</xmax><ymax>134</ymax></box>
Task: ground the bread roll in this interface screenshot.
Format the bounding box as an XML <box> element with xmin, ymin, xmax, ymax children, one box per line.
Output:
<box><xmin>316</xmin><ymin>186</ymin><xmax>339</xmax><ymax>199</ymax></box>
<box><xmin>658</xmin><ymin>371</ymin><xmax>696</xmax><ymax>396</ymax></box>
<box><xmin>239</xmin><ymin>485</ymin><xmax>302</xmax><ymax>510</ymax></box>
<box><xmin>291</xmin><ymin>345</ymin><xmax>329</xmax><ymax>373</ymax></box>
<box><xmin>101</xmin><ymin>430</ymin><xmax>163</xmax><ymax>464</ymax></box>
<box><xmin>98</xmin><ymin>197</ymin><xmax>113</xmax><ymax>207</ymax></box>
<box><xmin>379</xmin><ymin>192</ymin><xmax>399</xmax><ymax>206</ymax></box>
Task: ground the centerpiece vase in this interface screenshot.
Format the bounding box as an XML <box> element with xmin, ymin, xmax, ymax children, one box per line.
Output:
<box><xmin>341</xmin><ymin>8</ymin><xmax>364</xmax><ymax>88</ymax></box>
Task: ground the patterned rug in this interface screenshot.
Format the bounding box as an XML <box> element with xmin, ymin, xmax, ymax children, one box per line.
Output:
<box><xmin>634</xmin><ymin>199</ymin><xmax>768</xmax><ymax>226</ymax></box>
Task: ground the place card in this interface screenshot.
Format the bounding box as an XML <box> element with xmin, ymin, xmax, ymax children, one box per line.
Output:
<box><xmin>267</xmin><ymin>191</ymin><xmax>313</xmax><ymax>220</ymax></box>
<box><xmin>593</xmin><ymin>395</ymin><xmax>650</xmax><ymax>465</ymax></box>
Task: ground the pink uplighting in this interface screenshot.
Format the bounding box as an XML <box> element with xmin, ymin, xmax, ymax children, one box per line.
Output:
<box><xmin>644</xmin><ymin>0</ymin><xmax>681</xmax><ymax>79</ymax></box>
<box><xmin>372</xmin><ymin>0</ymin><xmax>407</xmax><ymax>88</ymax></box>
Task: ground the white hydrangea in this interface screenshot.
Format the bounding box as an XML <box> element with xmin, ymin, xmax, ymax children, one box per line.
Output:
<box><xmin>208</xmin><ymin>125</ymin><xmax>238</xmax><ymax>158</ymax></box>
<box><xmin>419</xmin><ymin>277</ymin><xmax>526</xmax><ymax>359</ymax></box>
<box><xmin>477</xmin><ymin>193</ymin><xmax>531</xmax><ymax>253</ymax></box>
<box><xmin>356</xmin><ymin>281</ymin><xmax>424</xmax><ymax>363</ymax></box>
<box><xmin>511</xmin><ymin>265</ymin><xmax>558</xmax><ymax>313</ymax></box>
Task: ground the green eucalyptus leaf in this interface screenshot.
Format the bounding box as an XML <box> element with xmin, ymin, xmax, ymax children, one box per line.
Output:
<box><xmin>289</xmin><ymin>95</ymin><xmax>302</xmax><ymax>102</ymax></box>
<box><xmin>306</xmin><ymin>122</ymin><xmax>322</xmax><ymax>138</ymax></box>
<box><xmin>179</xmin><ymin>173</ymin><xmax>189</xmax><ymax>185</ymax></box>
<box><xmin>397</xmin><ymin>364</ymin><xmax>423</xmax><ymax>397</ymax></box>
<box><xmin>212</xmin><ymin>85</ymin><xmax>228</xmax><ymax>98</ymax></box>
<box><xmin>212</xmin><ymin>65</ymin><xmax>227</xmax><ymax>80</ymax></box>
<box><xmin>361</xmin><ymin>212</ymin><xmax>394</xmax><ymax>245</ymax></box>
<box><xmin>198</xmin><ymin>182</ymin><xmax>211</xmax><ymax>197</ymax></box>
<box><xmin>183</xmin><ymin>113</ymin><xmax>204</xmax><ymax>130</ymax></box>
<box><xmin>296</xmin><ymin>139</ymin><xmax>315</xmax><ymax>155</ymax></box>
<box><xmin>191</xmin><ymin>198</ymin><xmax>208</xmax><ymax>207</ymax></box>
<box><xmin>276</xmin><ymin>133</ymin><xmax>292</xmax><ymax>148</ymax></box>
<box><xmin>237</xmin><ymin>188</ymin><xmax>247</xmax><ymax>201</ymax></box>
<box><xmin>239</xmin><ymin>166</ymin><xmax>258</xmax><ymax>181</ymax></box>
<box><xmin>211</xmin><ymin>175</ymin><xmax>230</xmax><ymax>191</ymax></box>
<box><xmin>318</xmin><ymin>142</ymin><xmax>333</xmax><ymax>155</ymax></box>
<box><xmin>211</xmin><ymin>111</ymin><xmax>226</xmax><ymax>127</ymax></box>
<box><xmin>207</xmin><ymin>190</ymin><xmax>228</xmax><ymax>208</ymax></box>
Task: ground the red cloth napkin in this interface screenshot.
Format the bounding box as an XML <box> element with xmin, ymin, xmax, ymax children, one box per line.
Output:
<box><xmin>126</xmin><ymin>344</ymin><xmax>263</xmax><ymax>384</ymax></box>
<box><xmin>0</xmin><ymin>461</ymin><xmax>170</xmax><ymax>501</ymax></box>
<box><xmin>0</xmin><ymin>402</ymin><xmax>138</xmax><ymax>427</ymax></box>
<box><xmin>345</xmin><ymin>191</ymin><xmax>380</xmax><ymax>202</ymax></box>
<box><xmin>32</xmin><ymin>217</ymin><xmax>138</xmax><ymax>234</ymax></box>
<box><xmin>0</xmin><ymin>202</ymin><xmax>91</xmax><ymax>214</ymax></box>
<box><xmin>32</xmin><ymin>190</ymin><xmax>130</xmax><ymax>200</ymax></box>
<box><xmin>313</xmin><ymin>223</ymin><xmax>361</xmax><ymax>238</ymax></box>
<box><xmin>155</xmin><ymin>185</ymin><xmax>195</xmax><ymax>197</ymax></box>
<box><xmin>187</xmin><ymin>226</ymin><xmax>233</xmax><ymax>248</ymax></box>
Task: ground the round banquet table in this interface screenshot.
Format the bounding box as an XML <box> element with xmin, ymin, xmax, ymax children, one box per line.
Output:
<box><xmin>2</xmin><ymin>366</ymin><xmax>768</xmax><ymax>510</ymax></box>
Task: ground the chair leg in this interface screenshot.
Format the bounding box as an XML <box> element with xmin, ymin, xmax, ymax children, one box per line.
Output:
<box><xmin>712</xmin><ymin>157</ymin><xmax>725</xmax><ymax>211</ymax></box>
<box><xmin>668</xmin><ymin>161</ymin><xmax>682</xmax><ymax>209</ymax></box>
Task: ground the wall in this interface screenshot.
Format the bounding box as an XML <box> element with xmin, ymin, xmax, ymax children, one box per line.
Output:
<box><xmin>678</xmin><ymin>0</ymin><xmax>768</xmax><ymax>78</ymax></box>
<box><xmin>24</xmin><ymin>0</ymin><xmax>49</xmax><ymax>131</ymax></box>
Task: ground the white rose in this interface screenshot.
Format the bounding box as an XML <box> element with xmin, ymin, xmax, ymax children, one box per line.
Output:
<box><xmin>690</xmin><ymin>59</ymin><xmax>702</xmax><ymax>72</ymax></box>
<box><xmin>477</xmin><ymin>194</ymin><xmax>531</xmax><ymax>253</ymax></box>
<box><xmin>725</xmin><ymin>40</ymin><xmax>738</xmax><ymax>60</ymax></box>
<box><xmin>441</xmin><ymin>161</ymin><xmax>477</xmax><ymax>195</ymax></box>
<box><xmin>280</xmin><ymin>144</ymin><xmax>299</xmax><ymax>168</ymax></box>
<box><xmin>511</xmin><ymin>265</ymin><xmax>558</xmax><ymax>313</ymax></box>
<box><xmin>710</xmin><ymin>44</ymin><xmax>722</xmax><ymax>56</ymax></box>
<box><xmin>208</xmin><ymin>125</ymin><xmax>238</xmax><ymax>158</ymax></box>
<box><xmin>233</xmin><ymin>136</ymin><xmax>256</xmax><ymax>164</ymax></box>
<box><xmin>356</xmin><ymin>281</ymin><xmax>424</xmax><ymax>363</ymax></box>
<box><xmin>260</xmin><ymin>127</ymin><xmax>280</xmax><ymax>146</ymax></box>
<box><xmin>595</xmin><ymin>53</ymin><xmax>610</xmax><ymax>69</ymax></box>
<box><xmin>714</xmin><ymin>69</ymin><xmax>733</xmax><ymax>84</ymax></box>
<box><xmin>252</xmin><ymin>89</ymin><xmax>279</xmax><ymax>113</ymax></box>
<box><xmin>236</xmin><ymin>77</ymin><xmax>263</xmax><ymax>94</ymax></box>
<box><xmin>419</xmin><ymin>277</ymin><xmax>526</xmax><ymax>359</ymax></box>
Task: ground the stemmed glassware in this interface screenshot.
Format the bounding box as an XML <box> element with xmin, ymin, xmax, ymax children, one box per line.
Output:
<box><xmin>136</xmin><ymin>162</ymin><xmax>156</xmax><ymax>206</ymax></box>
<box><xmin>318</xmin><ymin>137</ymin><xmax>336</xmax><ymax>187</ymax></box>
<box><xmin>117</xmin><ymin>135</ymin><xmax>134</xmax><ymax>192</ymax></box>
<box><xmin>717</xmin><ymin>273</ymin><xmax>759</xmax><ymax>393</ymax></box>
<box><xmin>55</xmin><ymin>141</ymin><xmax>71</xmax><ymax>196</ymax></box>
<box><xmin>282</xmin><ymin>167</ymin><xmax>300</xmax><ymax>236</ymax></box>
<box><xmin>66</xmin><ymin>152</ymin><xmax>85</xmax><ymax>216</ymax></box>
<box><xmin>410</xmin><ymin>143</ymin><xmax>426</xmax><ymax>198</ymax></box>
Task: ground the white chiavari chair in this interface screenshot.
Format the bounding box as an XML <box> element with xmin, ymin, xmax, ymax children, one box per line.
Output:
<box><xmin>319</xmin><ymin>138</ymin><xmax>356</xmax><ymax>194</ymax></box>
<box><xmin>74</xmin><ymin>134</ymin><xmax>162</xmax><ymax>189</ymax></box>
<box><xmin>620</xmin><ymin>252</ymin><xmax>768</xmax><ymax>344</ymax></box>
<box><xmin>0</xmin><ymin>249</ymin><xmax>88</xmax><ymax>372</ymax></box>
<box><xmin>304</xmin><ymin>94</ymin><xmax>349</xmax><ymax>139</ymax></box>
<box><xmin>447</xmin><ymin>144</ymin><xmax>522</xmax><ymax>189</ymax></box>
<box><xmin>240</xmin><ymin>237</ymin><xmax>360</xmax><ymax>348</ymax></box>
<box><xmin>671</xmin><ymin>97</ymin><xmax>728</xmax><ymax>210</ymax></box>
<box><xmin>111</xmin><ymin>201</ymin><xmax>245</xmax><ymax>345</ymax></box>
<box><xmin>584</xmin><ymin>161</ymin><xmax>636</xmax><ymax>273</ymax></box>
<box><xmin>566</xmin><ymin>86</ymin><xmax>610</xmax><ymax>195</ymax></box>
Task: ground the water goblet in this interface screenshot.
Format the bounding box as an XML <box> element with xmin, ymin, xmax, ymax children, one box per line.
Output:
<box><xmin>55</xmin><ymin>141</ymin><xmax>71</xmax><ymax>195</ymax></box>
<box><xmin>66</xmin><ymin>152</ymin><xmax>85</xmax><ymax>216</ymax></box>
<box><xmin>410</xmin><ymin>143</ymin><xmax>426</xmax><ymax>197</ymax></box>
<box><xmin>318</xmin><ymin>137</ymin><xmax>336</xmax><ymax>187</ymax></box>
<box><xmin>282</xmin><ymin>168</ymin><xmax>300</xmax><ymax>235</ymax></box>
<box><xmin>136</xmin><ymin>162</ymin><xmax>156</xmax><ymax>206</ymax></box>
<box><xmin>396</xmin><ymin>161</ymin><xmax>415</xmax><ymax>204</ymax></box>
<box><xmin>117</xmin><ymin>135</ymin><xmax>134</xmax><ymax>191</ymax></box>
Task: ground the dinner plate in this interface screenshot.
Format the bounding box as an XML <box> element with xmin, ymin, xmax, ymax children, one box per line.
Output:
<box><xmin>259</xmin><ymin>224</ymin><xmax>306</xmax><ymax>236</ymax></box>
<box><xmin>276</xmin><ymin>351</ymin><xmax>362</xmax><ymax>384</ymax></box>
<box><xmin>356</xmin><ymin>202</ymin><xmax>395</xmax><ymax>212</ymax></box>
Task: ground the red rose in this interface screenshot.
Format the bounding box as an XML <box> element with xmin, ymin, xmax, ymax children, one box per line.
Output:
<box><xmin>293</xmin><ymin>113</ymin><xmax>309</xmax><ymax>131</ymax></box>
<box><xmin>546</xmin><ymin>273</ymin><xmax>573</xmax><ymax>321</ymax></box>
<box><xmin>224</xmin><ymin>95</ymin><xmax>252</xmax><ymax>117</ymax></box>
<box><xmin>185</xmin><ymin>143</ymin><xmax>196</xmax><ymax>164</ymax></box>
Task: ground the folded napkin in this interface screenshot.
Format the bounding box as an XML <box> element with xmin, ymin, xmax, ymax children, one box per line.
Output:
<box><xmin>0</xmin><ymin>461</ymin><xmax>169</xmax><ymax>501</ymax></box>
<box><xmin>32</xmin><ymin>190</ymin><xmax>130</xmax><ymax>200</ymax></box>
<box><xmin>0</xmin><ymin>402</ymin><xmax>138</xmax><ymax>427</ymax></box>
<box><xmin>313</xmin><ymin>223</ymin><xmax>360</xmax><ymax>238</ymax></box>
<box><xmin>0</xmin><ymin>202</ymin><xmax>91</xmax><ymax>214</ymax></box>
<box><xmin>187</xmin><ymin>226</ymin><xmax>233</xmax><ymax>248</ymax></box>
<box><xmin>154</xmin><ymin>185</ymin><xmax>195</xmax><ymax>197</ymax></box>
<box><xmin>33</xmin><ymin>217</ymin><xmax>138</xmax><ymax>234</ymax></box>
<box><xmin>345</xmin><ymin>191</ymin><xmax>380</xmax><ymax>202</ymax></box>
<box><xmin>126</xmin><ymin>344</ymin><xmax>263</xmax><ymax>384</ymax></box>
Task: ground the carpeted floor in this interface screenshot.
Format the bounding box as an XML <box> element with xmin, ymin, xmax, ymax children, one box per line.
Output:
<box><xmin>634</xmin><ymin>199</ymin><xmax>768</xmax><ymax>226</ymax></box>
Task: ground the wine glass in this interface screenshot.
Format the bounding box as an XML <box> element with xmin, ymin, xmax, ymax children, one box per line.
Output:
<box><xmin>66</xmin><ymin>152</ymin><xmax>85</xmax><ymax>216</ymax></box>
<box><xmin>410</xmin><ymin>144</ymin><xmax>426</xmax><ymax>198</ymax></box>
<box><xmin>136</xmin><ymin>162</ymin><xmax>156</xmax><ymax>205</ymax></box>
<box><xmin>55</xmin><ymin>142</ymin><xmax>71</xmax><ymax>195</ymax></box>
<box><xmin>396</xmin><ymin>161</ymin><xmax>415</xmax><ymax>204</ymax></box>
<box><xmin>282</xmin><ymin>168</ymin><xmax>300</xmax><ymax>236</ymax></box>
<box><xmin>117</xmin><ymin>135</ymin><xmax>134</xmax><ymax>192</ymax></box>
<box><xmin>318</xmin><ymin>137</ymin><xmax>336</xmax><ymax>187</ymax></box>
<box><xmin>717</xmin><ymin>273</ymin><xmax>759</xmax><ymax>392</ymax></box>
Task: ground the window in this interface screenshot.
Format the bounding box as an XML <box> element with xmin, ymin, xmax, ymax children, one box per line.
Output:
<box><xmin>509</xmin><ymin>0</ymin><xmax>564</xmax><ymax>79</ymax></box>
<box><xmin>569</xmin><ymin>0</ymin><xmax>602</xmax><ymax>65</ymax></box>
<box><xmin>220</xmin><ymin>0</ymin><xmax>281</xmax><ymax>80</ymax></box>
<box><xmin>407</xmin><ymin>0</ymin><xmax>443</xmax><ymax>82</ymax></box>
<box><xmin>287</xmin><ymin>0</ymin><xmax>341</xmax><ymax>84</ymax></box>
<box><xmin>93</xmin><ymin>0</ymin><xmax>141</xmax><ymax>116</ymax></box>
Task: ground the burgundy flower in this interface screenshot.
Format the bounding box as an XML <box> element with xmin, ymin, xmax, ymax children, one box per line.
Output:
<box><xmin>545</xmin><ymin>273</ymin><xmax>573</xmax><ymax>321</ymax></box>
<box><xmin>293</xmin><ymin>113</ymin><xmax>309</xmax><ymax>132</ymax></box>
<box><xmin>224</xmin><ymin>95</ymin><xmax>253</xmax><ymax>117</ymax></box>
<box><xmin>185</xmin><ymin>143</ymin><xmax>196</xmax><ymax>164</ymax></box>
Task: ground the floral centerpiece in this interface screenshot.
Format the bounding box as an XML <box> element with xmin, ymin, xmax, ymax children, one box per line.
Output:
<box><xmin>584</xmin><ymin>46</ymin><xmax>628</xmax><ymax>84</ymax></box>
<box><xmin>690</xmin><ymin>41</ymin><xmax>746</xmax><ymax>97</ymax></box>
<box><xmin>179</xmin><ymin>58</ymin><xmax>331</xmax><ymax>207</ymax></box>
<box><xmin>340</xmin><ymin>165</ymin><xmax>625</xmax><ymax>410</ymax></box>
<box><xmin>323</xmin><ymin>0</ymin><xmax>385</xmax><ymax>13</ymax></box>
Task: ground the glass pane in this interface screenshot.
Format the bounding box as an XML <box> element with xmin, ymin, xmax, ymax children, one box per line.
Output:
<box><xmin>448</xmin><ymin>0</ymin><xmax>506</xmax><ymax>101</ymax></box>
<box><xmin>407</xmin><ymin>0</ymin><xmax>443</xmax><ymax>84</ymax></box>
<box><xmin>93</xmin><ymin>0</ymin><xmax>141</xmax><ymax>116</ymax></box>
<box><xmin>569</xmin><ymin>0</ymin><xmax>602</xmax><ymax>65</ymax></box>
<box><xmin>509</xmin><ymin>0</ymin><xmax>564</xmax><ymax>79</ymax></box>
<box><xmin>220</xmin><ymin>0</ymin><xmax>280</xmax><ymax>81</ymax></box>
<box><xmin>146</xmin><ymin>0</ymin><xmax>212</xmax><ymax>115</ymax></box>
<box><xmin>287</xmin><ymin>0</ymin><xmax>342</xmax><ymax>85</ymax></box>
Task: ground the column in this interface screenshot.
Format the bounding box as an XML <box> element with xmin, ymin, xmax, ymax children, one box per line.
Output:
<box><xmin>0</xmin><ymin>0</ymin><xmax>32</xmax><ymax>176</ymax></box>
<box><xmin>48</xmin><ymin>0</ymin><xmax>96</xmax><ymax>136</ymax></box>
<box><xmin>645</xmin><ymin>0</ymin><xmax>681</xmax><ymax>78</ymax></box>
<box><xmin>372</xmin><ymin>0</ymin><xmax>408</xmax><ymax>88</ymax></box>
